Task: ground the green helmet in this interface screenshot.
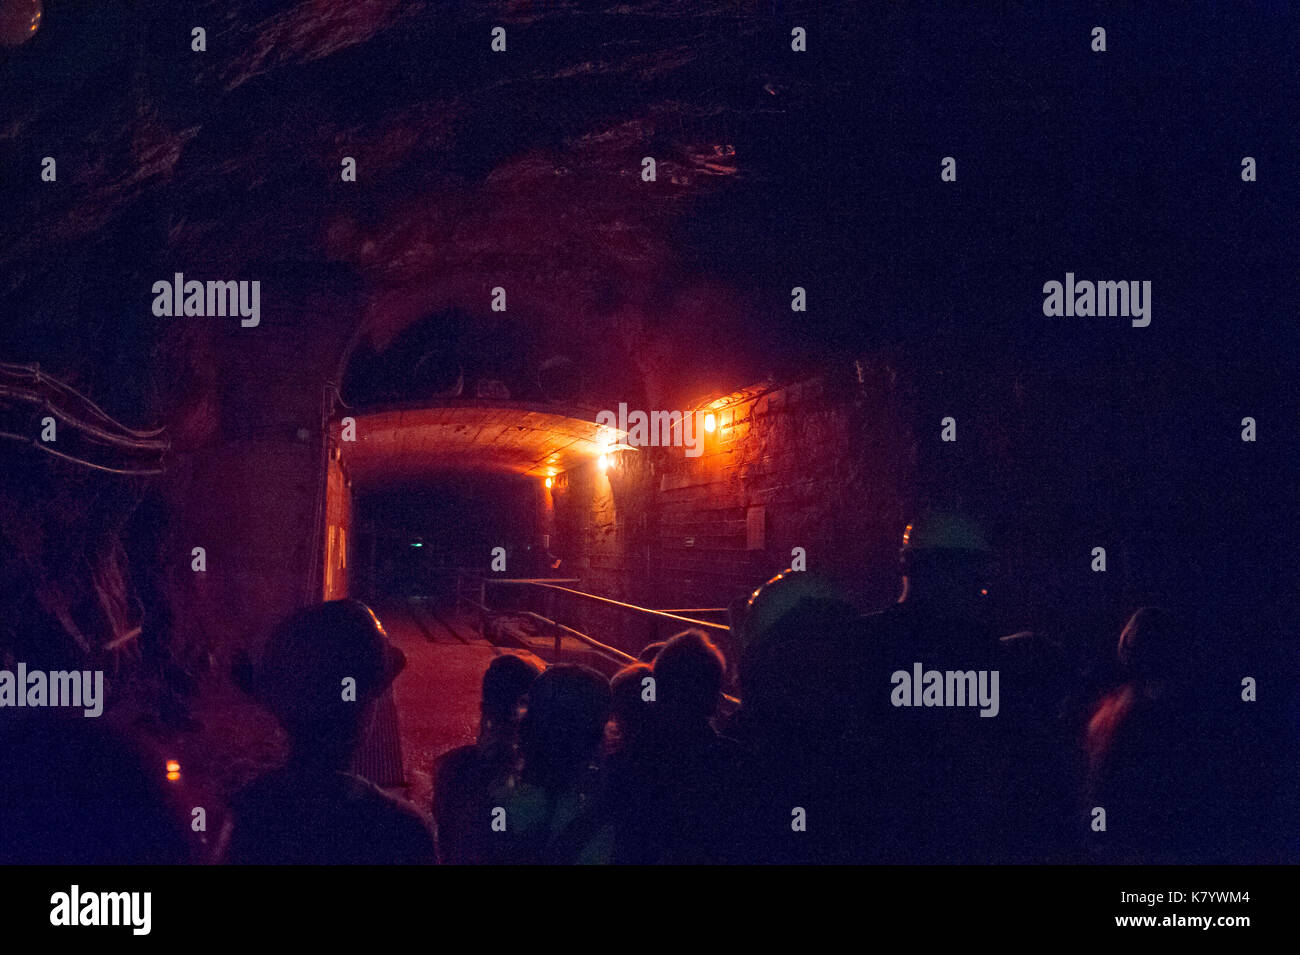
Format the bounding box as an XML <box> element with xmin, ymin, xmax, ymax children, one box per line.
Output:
<box><xmin>901</xmin><ymin>510</ymin><xmax>992</xmax><ymax>556</ymax></box>
<box><xmin>738</xmin><ymin>570</ymin><xmax>850</xmax><ymax>655</ymax></box>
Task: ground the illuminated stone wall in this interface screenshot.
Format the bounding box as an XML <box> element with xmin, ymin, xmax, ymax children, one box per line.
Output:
<box><xmin>549</xmin><ymin>360</ymin><xmax>915</xmax><ymax>655</ymax></box>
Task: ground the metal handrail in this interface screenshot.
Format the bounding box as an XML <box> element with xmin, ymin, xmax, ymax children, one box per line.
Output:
<box><xmin>455</xmin><ymin>583</ymin><xmax>740</xmax><ymax>708</ymax></box>
<box><xmin>453</xmin><ymin>593</ymin><xmax>637</xmax><ymax>666</ymax></box>
<box><xmin>520</xmin><ymin>611</ymin><xmax>637</xmax><ymax>665</ymax></box>
<box><xmin>474</xmin><ymin>576</ymin><xmax>729</xmax><ymax>634</ymax></box>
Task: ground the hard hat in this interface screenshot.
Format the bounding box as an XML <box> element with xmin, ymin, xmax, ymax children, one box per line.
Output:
<box><xmin>255</xmin><ymin>600</ymin><xmax>405</xmax><ymax>723</ymax></box>
<box><xmin>738</xmin><ymin>569</ymin><xmax>852</xmax><ymax>654</ymax></box>
<box><xmin>901</xmin><ymin>510</ymin><xmax>992</xmax><ymax>555</ymax></box>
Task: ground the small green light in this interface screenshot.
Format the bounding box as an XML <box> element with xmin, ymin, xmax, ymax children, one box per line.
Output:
<box><xmin>411</xmin><ymin>542</ymin><xmax>423</xmax><ymax>548</ymax></box>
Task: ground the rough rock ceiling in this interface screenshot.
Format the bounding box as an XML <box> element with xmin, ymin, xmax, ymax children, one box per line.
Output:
<box><xmin>1</xmin><ymin>1</ymin><xmax>841</xmax><ymax>420</ymax></box>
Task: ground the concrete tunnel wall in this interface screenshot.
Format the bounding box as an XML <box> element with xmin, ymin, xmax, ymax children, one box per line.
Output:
<box><xmin>545</xmin><ymin>361</ymin><xmax>915</xmax><ymax>658</ymax></box>
<box><xmin>155</xmin><ymin>280</ymin><xmax>363</xmax><ymax>669</ymax></box>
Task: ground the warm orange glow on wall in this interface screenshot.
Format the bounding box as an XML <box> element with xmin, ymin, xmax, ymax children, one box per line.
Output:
<box><xmin>704</xmin><ymin>412</ymin><xmax>717</xmax><ymax>433</ymax></box>
<box><xmin>598</xmin><ymin>454</ymin><xmax>609</xmax><ymax>472</ymax></box>
<box><xmin>544</xmin><ymin>476</ymin><xmax>553</xmax><ymax>488</ymax></box>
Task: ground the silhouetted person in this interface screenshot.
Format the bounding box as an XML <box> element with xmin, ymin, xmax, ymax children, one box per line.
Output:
<box><xmin>637</xmin><ymin>641</ymin><xmax>666</xmax><ymax>663</ymax></box>
<box><xmin>482</xmin><ymin>664</ymin><xmax>613</xmax><ymax>864</ymax></box>
<box><xmin>1084</xmin><ymin>606</ymin><xmax>1228</xmax><ymax>863</ymax></box>
<box><xmin>605</xmin><ymin>631</ymin><xmax>743</xmax><ymax>863</ymax></box>
<box><xmin>854</xmin><ymin>512</ymin><xmax>1070</xmax><ymax>862</ymax></box>
<box><xmin>0</xmin><ymin>713</ymin><xmax>191</xmax><ymax>864</ymax></box>
<box><xmin>731</xmin><ymin>572</ymin><xmax>859</xmax><ymax>742</ymax></box>
<box><xmin>220</xmin><ymin>600</ymin><xmax>436</xmax><ymax>864</ymax></box>
<box><xmin>432</xmin><ymin>653</ymin><xmax>542</xmax><ymax>863</ymax></box>
<box><xmin>726</xmin><ymin>571</ymin><xmax>863</xmax><ymax>863</ymax></box>
<box><xmin>606</xmin><ymin>661</ymin><xmax>657</xmax><ymax>757</ymax></box>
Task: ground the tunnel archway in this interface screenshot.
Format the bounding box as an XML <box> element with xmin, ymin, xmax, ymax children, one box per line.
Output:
<box><xmin>339</xmin><ymin>401</ymin><xmax>621</xmax><ymax>483</ymax></box>
<box><xmin>316</xmin><ymin>397</ymin><xmax>640</xmax><ymax>801</ymax></box>
<box><xmin>321</xmin><ymin>400</ymin><xmax>632</xmax><ymax>605</ymax></box>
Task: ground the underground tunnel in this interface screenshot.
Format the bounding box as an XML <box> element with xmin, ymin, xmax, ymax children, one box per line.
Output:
<box><xmin>0</xmin><ymin>0</ymin><xmax>1292</xmax><ymax>879</ymax></box>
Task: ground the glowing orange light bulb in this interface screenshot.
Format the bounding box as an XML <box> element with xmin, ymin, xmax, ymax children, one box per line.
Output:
<box><xmin>598</xmin><ymin>454</ymin><xmax>609</xmax><ymax>472</ymax></box>
<box><xmin>704</xmin><ymin>412</ymin><xmax>717</xmax><ymax>433</ymax></box>
<box><xmin>0</xmin><ymin>0</ymin><xmax>42</xmax><ymax>48</ymax></box>
<box><xmin>544</xmin><ymin>476</ymin><xmax>553</xmax><ymax>488</ymax></box>
<box><xmin>165</xmin><ymin>759</ymin><xmax>181</xmax><ymax>781</ymax></box>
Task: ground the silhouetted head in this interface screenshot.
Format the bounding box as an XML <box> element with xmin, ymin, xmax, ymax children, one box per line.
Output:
<box><xmin>654</xmin><ymin>629</ymin><xmax>726</xmax><ymax>721</ymax></box>
<box><xmin>519</xmin><ymin>664</ymin><xmax>611</xmax><ymax>788</ymax></box>
<box><xmin>898</xmin><ymin>510</ymin><xmax>994</xmax><ymax>617</ymax></box>
<box><xmin>637</xmin><ymin>641</ymin><xmax>667</xmax><ymax>663</ymax></box>
<box><xmin>480</xmin><ymin>653</ymin><xmax>543</xmax><ymax>728</ymax></box>
<box><xmin>254</xmin><ymin>600</ymin><xmax>405</xmax><ymax>767</ymax></box>
<box><xmin>1118</xmin><ymin>606</ymin><xmax>1191</xmax><ymax>683</ymax></box>
<box><xmin>610</xmin><ymin>662</ymin><xmax>656</xmax><ymax>745</ymax></box>
<box><xmin>737</xmin><ymin>591</ymin><xmax>860</xmax><ymax>731</ymax></box>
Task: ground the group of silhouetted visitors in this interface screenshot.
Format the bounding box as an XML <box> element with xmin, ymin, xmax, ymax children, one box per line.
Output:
<box><xmin>0</xmin><ymin>512</ymin><xmax>1282</xmax><ymax>864</ymax></box>
<box><xmin>417</xmin><ymin>511</ymin><xmax>1273</xmax><ymax>864</ymax></box>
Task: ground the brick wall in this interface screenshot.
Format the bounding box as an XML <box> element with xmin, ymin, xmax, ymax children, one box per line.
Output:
<box><xmin>549</xmin><ymin>360</ymin><xmax>914</xmax><ymax>655</ymax></box>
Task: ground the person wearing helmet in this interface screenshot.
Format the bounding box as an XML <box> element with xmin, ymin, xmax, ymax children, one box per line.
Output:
<box><xmin>853</xmin><ymin>511</ymin><xmax>1069</xmax><ymax>863</ymax></box>
<box><xmin>219</xmin><ymin>600</ymin><xmax>436</xmax><ymax>864</ymax></box>
<box><xmin>727</xmin><ymin>569</ymin><xmax>865</xmax><ymax>863</ymax></box>
<box><xmin>734</xmin><ymin>569</ymin><xmax>851</xmax><ymax>657</ymax></box>
<box><xmin>847</xmin><ymin>511</ymin><xmax>1002</xmax><ymax>705</ymax></box>
<box><xmin>730</xmin><ymin>568</ymin><xmax>860</xmax><ymax>742</ymax></box>
<box><xmin>896</xmin><ymin>510</ymin><xmax>996</xmax><ymax>622</ymax></box>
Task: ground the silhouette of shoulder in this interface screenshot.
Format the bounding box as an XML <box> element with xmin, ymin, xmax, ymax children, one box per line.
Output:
<box><xmin>434</xmin><ymin>744</ymin><xmax>481</xmax><ymax>790</ymax></box>
<box><xmin>229</xmin><ymin>767</ymin><xmax>435</xmax><ymax>865</ymax></box>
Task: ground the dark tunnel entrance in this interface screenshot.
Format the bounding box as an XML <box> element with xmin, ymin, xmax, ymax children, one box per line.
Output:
<box><xmin>353</xmin><ymin>474</ymin><xmax>547</xmax><ymax>604</ymax></box>
<box><xmin>322</xmin><ymin>400</ymin><xmax>617</xmax><ymax>605</ymax></box>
